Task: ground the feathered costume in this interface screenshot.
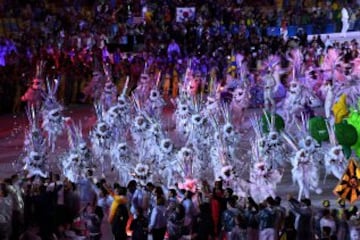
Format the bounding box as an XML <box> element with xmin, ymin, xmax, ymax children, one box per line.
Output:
<box><xmin>281</xmin><ymin>79</ymin><xmax>322</xmax><ymax>126</ymax></box>
<box><xmin>61</xmin><ymin>122</ymin><xmax>94</xmax><ymax>182</ymax></box>
<box><xmin>249</xmin><ymin>161</ymin><xmax>282</xmax><ymax>204</ymax></box>
<box><xmin>262</xmin><ymin>55</ymin><xmax>283</xmax><ymax>113</ymax></box>
<box><xmin>291</xmin><ymin>149</ymin><xmax>322</xmax><ymax>201</ymax></box>
<box><xmin>21</xmin><ymin>106</ymin><xmax>48</xmax><ymax>178</ymax></box>
<box><xmin>89</xmin><ymin>102</ymin><xmax>112</xmax><ymax>173</ymax></box>
<box><xmin>41</xmin><ymin>78</ymin><xmax>70</xmax><ymax>152</ymax></box>
<box><xmin>110</xmin><ymin>141</ymin><xmax>135</xmax><ymax>186</ymax></box>
<box><xmin>104</xmin><ymin>77</ymin><xmax>131</xmax><ymax>137</ymax></box>
<box><xmin>21</xmin><ymin>61</ymin><xmax>46</xmax><ymax>108</ymax></box>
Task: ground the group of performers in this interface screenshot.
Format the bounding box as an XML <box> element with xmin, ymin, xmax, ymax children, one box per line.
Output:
<box><xmin>18</xmin><ymin>36</ymin><xmax>360</xmax><ymax>205</ymax></box>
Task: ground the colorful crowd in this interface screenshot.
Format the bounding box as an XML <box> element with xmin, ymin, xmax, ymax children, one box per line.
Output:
<box><xmin>0</xmin><ymin>0</ymin><xmax>359</xmax><ymax>113</ymax></box>
<box><xmin>2</xmin><ymin>1</ymin><xmax>360</xmax><ymax>240</ymax></box>
<box><xmin>1</xmin><ymin>172</ymin><xmax>360</xmax><ymax>240</ymax></box>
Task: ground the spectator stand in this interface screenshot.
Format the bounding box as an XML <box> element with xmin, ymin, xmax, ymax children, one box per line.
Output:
<box><xmin>307</xmin><ymin>30</ymin><xmax>360</xmax><ymax>44</ymax></box>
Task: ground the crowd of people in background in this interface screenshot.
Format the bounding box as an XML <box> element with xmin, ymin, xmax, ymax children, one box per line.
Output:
<box><xmin>1</xmin><ymin>171</ymin><xmax>360</xmax><ymax>240</ymax></box>
<box><xmin>2</xmin><ymin>1</ymin><xmax>360</xmax><ymax>239</ymax></box>
<box><xmin>0</xmin><ymin>0</ymin><xmax>359</xmax><ymax>113</ymax></box>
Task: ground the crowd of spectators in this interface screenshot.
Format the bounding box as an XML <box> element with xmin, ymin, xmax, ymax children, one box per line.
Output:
<box><xmin>1</xmin><ymin>171</ymin><xmax>360</xmax><ymax>239</ymax></box>
<box><xmin>2</xmin><ymin>1</ymin><xmax>360</xmax><ymax>240</ymax></box>
<box><xmin>0</xmin><ymin>0</ymin><xmax>359</xmax><ymax>114</ymax></box>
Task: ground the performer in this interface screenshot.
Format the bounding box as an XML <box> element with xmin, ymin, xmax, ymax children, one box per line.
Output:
<box><xmin>249</xmin><ymin>161</ymin><xmax>282</xmax><ymax>204</ymax></box>
<box><xmin>322</xmin><ymin>80</ymin><xmax>334</xmax><ymax>120</ymax></box>
<box><xmin>230</xmin><ymin>86</ymin><xmax>250</xmax><ymax>126</ymax></box>
<box><xmin>341</xmin><ymin>5</ymin><xmax>350</xmax><ymax>37</ymax></box>
<box><xmin>324</xmin><ymin>122</ymin><xmax>347</xmax><ymax>182</ymax></box>
<box><xmin>21</xmin><ymin>106</ymin><xmax>48</xmax><ymax>178</ymax></box>
<box><xmin>90</xmin><ymin>103</ymin><xmax>112</xmax><ymax>173</ymax></box>
<box><xmin>262</xmin><ymin>56</ymin><xmax>282</xmax><ymax>113</ymax></box>
<box><xmin>324</xmin><ymin>145</ymin><xmax>347</xmax><ymax>181</ymax></box>
<box><xmin>21</xmin><ymin>62</ymin><xmax>46</xmax><ymax>108</ymax></box>
<box><xmin>61</xmin><ymin>122</ymin><xmax>94</xmax><ymax>182</ymax></box>
<box><xmin>130</xmin><ymin>163</ymin><xmax>153</xmax><ymax>218</ymax></box>
<box><xmin>282</xmin><ymin>79</ymin><xmax>321</xmax><ymax>126</ymax></box>
<box><xmin>291</xmin><ymin>149</ymin><xmax>322</xmax><ymax>201</ymax></box>
<box><xmin>21</xmin><ymin>78</ymin><xmax>44</xmax><ymax>109</ymax></box>
<box><xmin>42</xmin><ymin>78</ymin><xmax>70</xmax><ymax>152</ymax></box>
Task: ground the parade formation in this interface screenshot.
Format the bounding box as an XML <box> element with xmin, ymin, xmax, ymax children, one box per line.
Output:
<box><xmin>2</xmin><ymin>0</ymin><xmax>360</xmax><ymax>239</ymax></box>
<box><xmin>14</xmin><ymin>39</ymin><xmax>360</xmax><ymax>239</ymax></box>
<box><xmin>18</xmin><ymin>41</ymin><xmax>360</xmax><ymax>202</ymax></box>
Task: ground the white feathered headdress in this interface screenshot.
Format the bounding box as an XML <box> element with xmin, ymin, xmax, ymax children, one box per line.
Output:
<box><xmin>43</xmin><ymin>77</ymin><xmax>61</xmax><ymax>111</ymax></box>
<box><xmin>133</xmin><ymin>163</ymin><xmax>151</xmax><ymax>185</ymax></box>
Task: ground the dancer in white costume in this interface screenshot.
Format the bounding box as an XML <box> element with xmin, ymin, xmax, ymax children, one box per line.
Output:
<box><xmin>61</xmin><ymin>122</ymin><xmax>94</xmax><ymax>182</ymax></box>
<box><xmin>22</xmin><ymin>106</ymin><xmax>45</xmax><ymax>159</ymax></box>
<box><xmin>89</xmin><ymin>102</ymin><xmax>112</xmax><ymax>173</ymax></box>
<box><xmin>281</xmin><ymin>128</ymin><xmax>322</xmax><ymax>201</ymax></box>
<box><xmin>21</xmin><ymin>106</ymin><xmax>48</xmax><ymax>178</ymax></box>
<box><xmin>323</xmin><ymin>122</ymin><xmax>347</xmax><ymax>183</ymax></box>
<box><xmin>282</xmin><ymin>79</ymin><xmax>322</xmax><ymax>126</ymax></box>
<box><xmin>247</xmin><ymin>115</ymin><xmax>283</xmax><ymax>203</ymax></box>
<box><xmin>324</xmin><ymin>145</ymin><xmax>347</xmax><ymax>181</ymax></box>
<box><xmin>131</xmin><ymin>113</ymin><xmax>150</xmax><ymax>149</ymax></box>
<box><xmin>61</xmin><ymin>150</ymin><xmax>82</xmax><ymax>183</ymax></box>
<box><xmin>41</xmin><ymin>78</ymin><xmax>70</xmax><ymax>152</ymax></box>
<box><xmin>296</xmin><ymin>115</ymin><xmax>323</xmax><ymax>165</ymax></box>
<box><xmin>220</xmin><ymin>107</ymin><xmax>241</xmax><ymax>163</ymax></box>
<box><xmin>177</xmin><ymin>146</ymin><xmax>196</xmax><ymax>181</ymax></box>
<box><xmin>262</xmin><ymin>55</ymin><xmax>282</xmax><ymax>113</ymax></box>
<box><xmin>291</xmin><ymin>149</ymin><xmax>322</xmax><ymax>201</ymax></box>
<box><xmin>156</xmin><ymin>138</ymin><xmax>182</xmax><ymax>187</ymax></box>
<box><xmin>145</xmin><ymin>87</ymin><xmax>166</xmax><ymax>118</ymax></box>
<box><xmin>104</xmin><ymin>92</ymin><xmax>133</xmax><ymax>142</ymax></box>
<box><xmin>142</xmin><ymin>121</ymin><xmax>164</xmax><ymax>162</ymax></box>
<box><xmin>210</xmin><ymin>140</ymin><xmax>228</xmax><ymax>182</ymax></box>
<box><xmin>110</xmin><ymin>141</ymin><xmax>135</xmax><ymax>186</ymax></box>
<box><xmin>172</xmin><ymin>85</ymin><xmax>193</xmax><ymax>138</ymax></box>
<box><xmin>249</xmin><ymin>161</ymin><xmax>282</xmax><ymax>204</ymax></box>
<box><xmin>261</xmin><ymin>113</ymin><xmax>287</xmax><ymax>169</ymax></box>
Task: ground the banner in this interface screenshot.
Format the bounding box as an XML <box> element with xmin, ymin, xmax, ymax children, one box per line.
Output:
<box><xmin>176</xmin><ymin>7</ymin><xmax>196</xmax><ymax>22</ymax></box>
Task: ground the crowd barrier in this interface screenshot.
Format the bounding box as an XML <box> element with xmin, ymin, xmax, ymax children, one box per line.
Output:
<box><xmin>270</xmin><ymin>23</ymin><xmax>338</xmax><ymax>37</ymax></box>
<box><xmin>195</xmin><ymin>23</ymin><xmax>340</xmax><ymax>38</ymax></box>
